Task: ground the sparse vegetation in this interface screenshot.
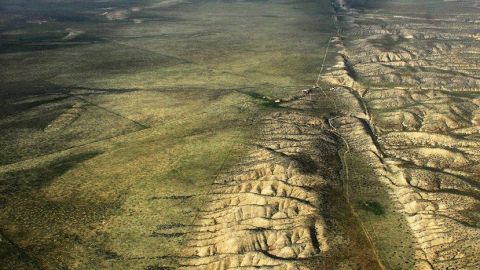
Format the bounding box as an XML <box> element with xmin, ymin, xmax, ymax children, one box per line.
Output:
<box><xmin>359</xmin><ymin>200</ymin><xmax>384</xmax><ymax>216</ymax></box>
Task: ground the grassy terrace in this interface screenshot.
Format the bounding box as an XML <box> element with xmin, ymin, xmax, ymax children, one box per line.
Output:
<box><xmin>0</xmin><ymin>0</ymin><xmax>335</xmax><ymax>269</ymax></box>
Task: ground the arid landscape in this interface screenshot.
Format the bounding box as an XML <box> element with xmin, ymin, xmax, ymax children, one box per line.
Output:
<box><xmin>0</xmin><ymin>0</ymin><xmax>479</xmax><ymax>269</ymax></box>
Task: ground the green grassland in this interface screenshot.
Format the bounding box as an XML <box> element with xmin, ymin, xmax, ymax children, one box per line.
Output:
<box><xmin>0</xmin><ymin>0</ymin><xmax>335</xmax><ymax>269</ymax></box>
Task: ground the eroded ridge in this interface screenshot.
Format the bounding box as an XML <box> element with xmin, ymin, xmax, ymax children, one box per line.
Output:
<box><xmin>181</xmin><ymin>96</ymin><xmax>340</xmax><ymax>269</ymax></box>
<box><xmin>322</xmin><ymin>1</ymin><xmax>480</xmax><ymax>269</ymax></box>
